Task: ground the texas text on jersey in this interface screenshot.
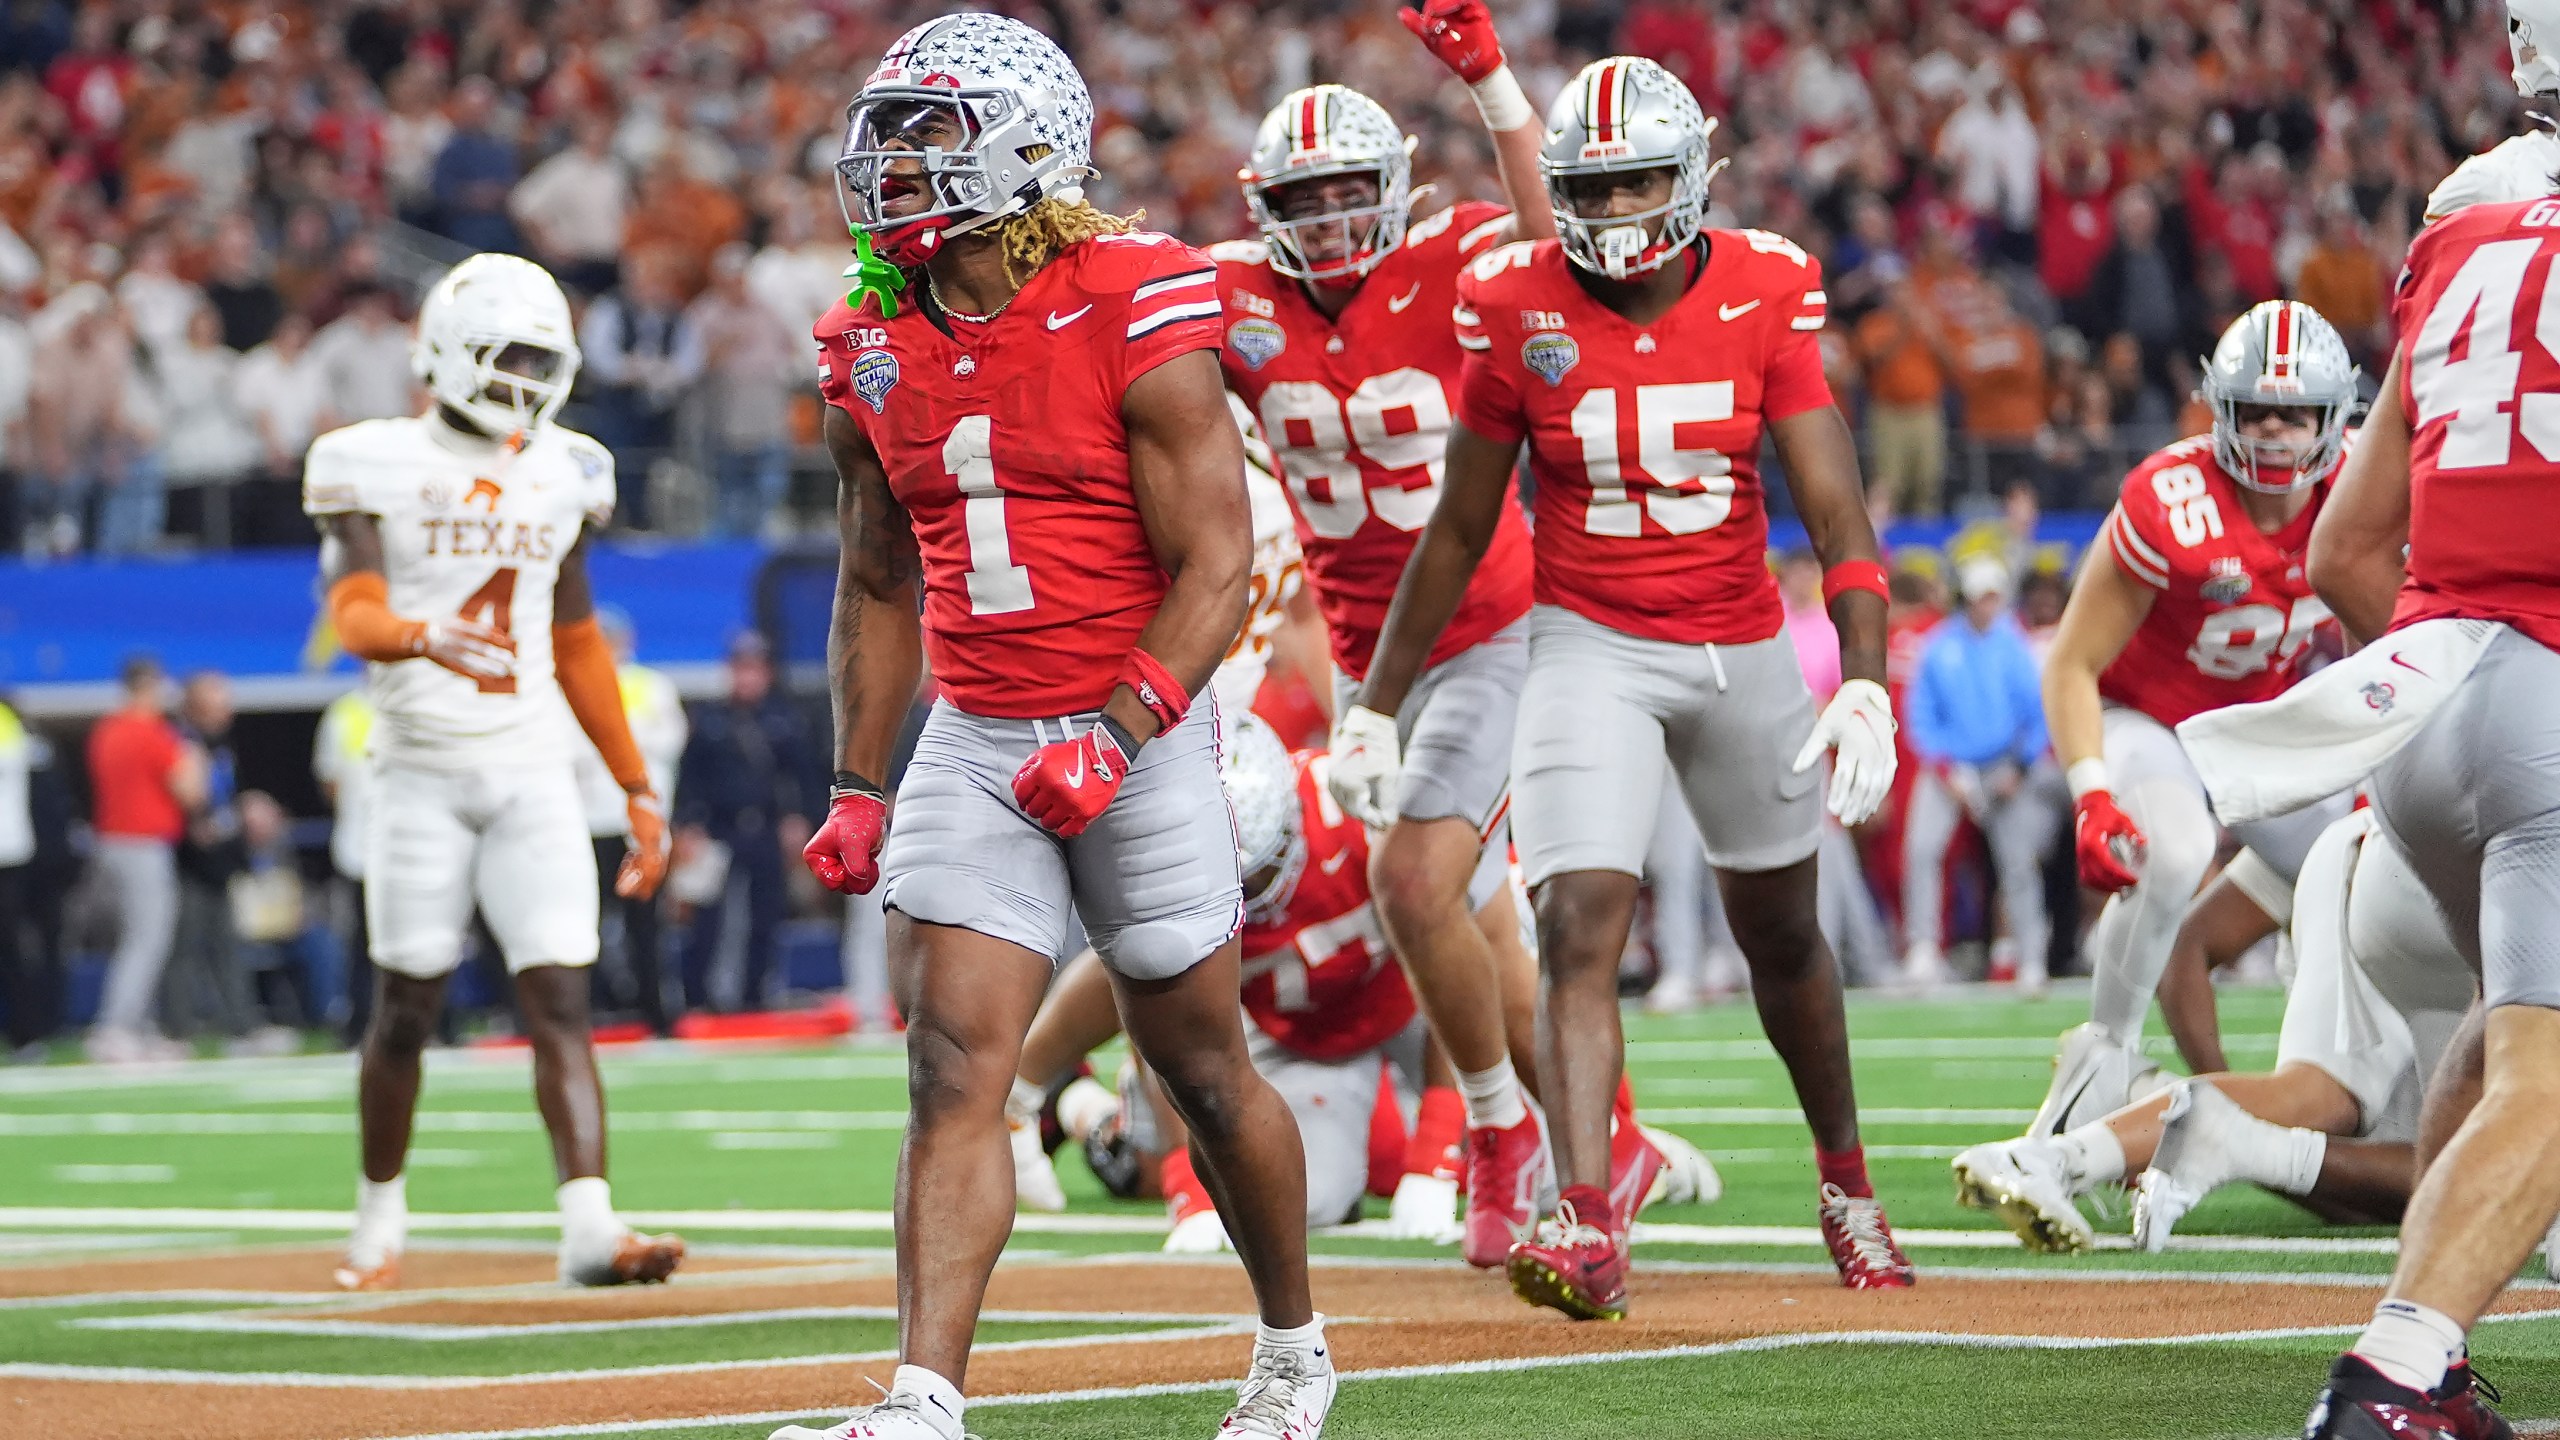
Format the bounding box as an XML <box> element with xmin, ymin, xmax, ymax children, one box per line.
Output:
<box><xmin>1215</xmin><ymin>199</ymin><xmax>1533</xmax><ymax>678</ymax></box>
<box><xmin>2096</xmin><ymin>434</ymin><xmax>2335</xmax><ymax>727</ymax></box>
<box><xmin>1453</xmin><ymin>228</ymin><xmax>1832</xmax><ymax>644</ymax></box>
<box><xmin>814</xmin><ymin>232</ymin><xmax>1226</xmax><ymax>716</ymax></box>
<box><xmin>303</xmin><ymin>416</ymin><xmax>617</xmax><ymax>766</ymax></box>
<box><xmin>2392</xmin><ymin>197</ymin><xmax>2560</xmax><ymax>649</ymax></box>
<box><xmin>1238</xmin><ymin>752</ymin><xmax>1417</xmax><ymax>1062</ymax></box>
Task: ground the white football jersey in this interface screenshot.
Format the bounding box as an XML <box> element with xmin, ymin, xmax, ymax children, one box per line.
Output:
<box><xmin>305</xmin><ymin>415</ymin><xmax>616</xmax><ymax>770</ymax></box>
<box><xmin>1214</xmin><ymin>391</ymin><xmax>1305</xmax><ymax>717</ymax></box>
<box><xmin>2425</xmin><ymin>126</ymin><xmax>2560</xmax><ymax>222</ymax></box>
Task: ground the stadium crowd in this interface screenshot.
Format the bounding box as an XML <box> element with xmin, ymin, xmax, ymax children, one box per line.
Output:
<box><xmin>0</xmin><ymin>0</ymin><xmax>2531</xmax><ymax>1054</ymax></box>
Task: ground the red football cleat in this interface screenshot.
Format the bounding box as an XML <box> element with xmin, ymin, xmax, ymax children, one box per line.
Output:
<box><xmin>1462</xmin><ymin>1102</ymin><xmax>1553</xmax><ymax>1269</ymax></box>
<box><xmin>2306</xmin><ymin>1355</ymin><xmax>2504</xmax><ymax>1439</ymax></box>
<box><xmin>1819</xmin><ymin>1182</ymin><xmax>1915</xmax><ymax>1289</ymax></box>
<box><xmin>2432</xmin><ymin>1360</ymin><xmax>2515</xmax><ymax>1440</ymax></box>
<box><xmin>1605</xmin><ymin>1121</ymin><xmax>1666</xmax><ymax>1253</ymax></box>
<box><xmin>1505</xmin><ymin>1199</ymin><xmax>1626</xmax><ymax>1321</ymax></box>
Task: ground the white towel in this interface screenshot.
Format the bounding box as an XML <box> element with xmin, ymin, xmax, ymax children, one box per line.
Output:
<box><xmin>2175</xmin><ymin>618</ymin><xmax>2503</xmax><ymax>825</ymax></box>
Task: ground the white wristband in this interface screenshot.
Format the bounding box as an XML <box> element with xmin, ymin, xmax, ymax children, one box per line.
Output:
<box><xmin>2066</xmin><ymin>759</ymin><xmax>2111</xmax><ymax>800</ymax></box>
<box><xmin>1469</xmin><ymin>64</ymin><xmax>1535</xmax><ymax>132</ymax></box>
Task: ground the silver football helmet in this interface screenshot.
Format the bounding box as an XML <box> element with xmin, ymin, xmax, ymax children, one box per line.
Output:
<box><xmin>835</xmin><ymin>15</ymin><xmax>1094</xmax><ymax>265</ymax></box>
<box><xmin>1240</xmin><ymin>85</ymin><xmax>1417</xmax><ymax>284</ymax></box>
<box><xmin>2201</xmin><ymin>300</ymin><xmax>2360</xmax><ymax>494</ymax></box>
<box><xmin>1538</xmin><ymin>57</ymin><xmax>1727</xmax><ymax>280</ymax></box>
<box><xmin>2515</xmin><ymin>0</ymin><xmax>2560</xmax><ymax>96</ymax></box>
<box><xmin>1221</xmin><ymin>714</ymin><xmax>1304</xmax><ymax>914</ymax></box>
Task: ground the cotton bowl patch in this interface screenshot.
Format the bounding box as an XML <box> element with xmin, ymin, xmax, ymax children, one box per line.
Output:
<box><xmin>1523</xmin><ymin>332</ymin><xmax>1580</xmax><ymax>387</ymax></box>
<box><xmin>852</xmin><ymin>349</ymin><xmax>900</xmax><ymax>414</ymax></box>
<box><xmin>1227</xmin><ymin>318</ymin><xmax>1287</xmax><ymax>372</ymax></box>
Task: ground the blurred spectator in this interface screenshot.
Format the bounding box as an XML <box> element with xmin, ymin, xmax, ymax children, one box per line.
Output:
<box><xmin>2293</xmin><ymin>205</ymin><xmax>2389</xmax><ymax>367</ymax></box>
<box><xmin>1946</xmin><ymin>287</ymin><xmax>2047</xmax><ymax>502</ymax></box>
<box><xmin>1777</xmin><ymin>549</ymin><xmax>1896</xmax><ymax>984</ymax></box>
<box><xmin>0</xmin><ymin>692</ymin><xmax>38</xmax><ymax>1057</ymax></box>
<box><xmin>24</xmin><ymin>284</ymin><xmax>144</xmax><ymax>555</ymax></box>
<box><xmin>85</xmin><ymin>655</ymin><xmax>204</xmax><ymax>1063</ymax></box>
<box><xmin>0</xmin><ymin>286</ymin><xmax>26</xmax><ymax>544</ymax></box>
<box><xmin>163</xmin><ymin>671</ymin><xmax>287</xmax><ymax>1052</ymax></box>
<box><xmin>159</xmin><ymin>306</ymin><xmax>261</xmax><ymax>543</ymax></box>
<box><xmin>623</xmin><ymin>152</ymin><xmax>747</xmax><ymax>297</ymax></box>
<box><xmin>233</xmin><ymin>313</ymin><xmax>330</xmax><ymax>544</ymax></box>
<box><xmin>42</xmin><ymin>7</ymin><xmax>134</xmax><ymax>186</ymax></box>
<box><xmin>381</xmin><ymin>61</ymin><xmax>454</xmax><ymax>227</ymax></box>
<box><xmin>2039</xmin><ymin>134</ymin><xmax>2116</xmax><ymax>313</ymax></box>
<box><xmin>200</xmin><ymin>213</ymin><xmax>283</xmax><ymax>353</ymax></box>
<box><xmin>308</xmin><ymin>282</ymin><xmax>414</xmax><ymax>425</ymax></box>
<box><xmin>230</xmin><ymin>789</ymin><xmax>328</xmax><ymax>1032</ymax></box>
<box><xmin>312</xmin><ymin>686</ymin><xmax>374</xmax><ymax>1046</ymax></box>
<box><xmin>675</xmin><ymin>634</ymin><xmax>821</xmax><ymax>1015</ymax></box>
<box><xmin>1901</xmin><ymin>556</ymin><xmax>2057</xmax><ymax>989</ymax></box>
<box><xmin>747</xmin><ymin>187</ymin><xmax>852</xmax><ymax>337</ymax></box>
<box><xmin>688</xmin><ymin>244</ymin><xmax>801</xmax><ymax>540</ymax></box>
<box><xmin>513</xmin><ymin>112</ymin><xmax>630</xmax><ymax>298</ymax></box>
<box><xmin>1937</xmin><ymin>73</ymin><xmax>2039</xmax><ymax>265</ymax></box>
<box><xmin>2070</xmin><ymin>187</ymin><xmax>2190</xmax><ymax>389</ymax></box>
<box><xmin>575</xmin><ymin>608</ymin><xmax>686</xmax><ymax>1036</ymax></box>
<box><xmin>113</xmin><ymin>228</ymin><xmax>200</xmax><ymax>362</ymax></box>
<box><xmin>429</xmin><ymin>76</ymin><xmax>523</xmax><ymax>255</ymax></box>
<box><xmin>1855</xmin><ymin>277</ymin><xmax>1951</xmax><ymax>526</ymax></box>
<box><xmin>271</xmin><ymin>205</ymin><xmax>346</xmax><ymax>320</ymax></box>
<box><xmin>578</xmin><ymin>247</ymin><xmax>701</xmax><ymax>528</ymax></box>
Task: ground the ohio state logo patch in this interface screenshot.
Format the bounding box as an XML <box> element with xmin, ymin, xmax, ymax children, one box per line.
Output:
<box><xmin>1226</xmin><ymin>317</ymin><xmax>1287</xmax><ymax>371</ymax></box>
<box><xmin>851</xmin><ymin>349</ymin><xmax>900</xmax><ymax>414</ymax></box>
<box><xmin>1522</xmin><ymin>332</ymin><xmax>1580</xmax><ymax>387</ymax></box>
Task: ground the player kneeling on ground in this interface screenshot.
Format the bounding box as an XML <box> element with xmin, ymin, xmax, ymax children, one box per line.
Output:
<box><xmin>306</xmin><ymin>253</ymin><xmax>680</xmax><ymax>1291</ymax></box>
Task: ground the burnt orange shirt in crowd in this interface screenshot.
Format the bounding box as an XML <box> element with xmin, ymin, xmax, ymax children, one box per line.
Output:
<box><xmin>1954</xmin><ymin>319</ymin><xmax>2047</xmax><ymax>442</ymax></box>
<box><xmin>1855</xmin><ymin>307</ymin><xmax>1947</xmax><ymax>406</ymax></box>
<box><xmin>88</xmin><ymin>707</ymin><xmax>185</xmax><ymax>842</ymax></box>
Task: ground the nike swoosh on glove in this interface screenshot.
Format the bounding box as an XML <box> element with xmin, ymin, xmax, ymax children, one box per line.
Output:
<box><xmin>1013</xmin><ymin>723</ymin><xmax>1128</xmax><ymax>837</ymax></box>
<box><xmin>2072</xmin><ymin>789</ymin><xmax>2147</xmax><ymax>893</ymax></box>
<box><xmin>1399</xmin><ymin>0</ymin><xmax>1505</xmax><ymax>82</ymax></box>
<box><xmin>1326</xmin><ymin>704</ymin><xmax>1403</xmax><ymax>829</ymax></box>
<box><xmin>1791</xmin><ymin>678</ymin><xmax>1898</xmax><ymax>825</ymax></box>
<box><xmin>803</xmin><ymin>789</ymin><xmax>889</xmax><ymax>895</ymax></box>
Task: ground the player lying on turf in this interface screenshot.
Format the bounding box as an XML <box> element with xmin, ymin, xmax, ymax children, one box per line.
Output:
<box><xmin>1006</xmin><ymin>715</ymin><xmax>1719</xmax><ymax>1247</ymax></box>
<box><xmin>1953</xmin><ymin>809</ymin><xmax>2471</xmax><ymax>1254</ymax></box>
<box><xmin>307</xmin><ymin>252</ymin><xmax>681</xmax><ymax>1292</ymax></box>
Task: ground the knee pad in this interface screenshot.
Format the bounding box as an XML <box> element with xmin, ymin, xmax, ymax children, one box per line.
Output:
<box><xmin>1096</xmin><ymin>920</ymin><xmax>1214</xmax><ymax>982</ymax></box>
<box><xmin>884</xmin><ymin>870</ymin><xmax>995</xmax><ymax>932</ymax></box>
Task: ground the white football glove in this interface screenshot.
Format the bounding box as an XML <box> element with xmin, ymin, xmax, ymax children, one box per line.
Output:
<box><xmin>1326</xmin><ymin>704</ymin><xmax>1403</xmax><ymax>829</ymax></box>
<box><xmin>418</xmin><ymin>617</ymin><xmax>516</xmax><ymax>682</ymax></box>
<box><xmin>1790</xmin><ymin>678</ymin><xmax>1897</xmax><ymax>826</ymax></box>
<box><xmin>1377</xmin><ymin>1172</ymin><xmax>1463</xmax><ymax>1244</ymax></box>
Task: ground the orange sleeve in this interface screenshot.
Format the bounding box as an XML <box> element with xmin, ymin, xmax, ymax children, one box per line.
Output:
<box><xmin>554</xmin><ymin>615</ymin><xmax>649</xmax><ymax>792</ymax></box>
<box><xmin>328</xmin><ymin>573</ymin><xmax>426</xmax><ymax>663</ymax></box>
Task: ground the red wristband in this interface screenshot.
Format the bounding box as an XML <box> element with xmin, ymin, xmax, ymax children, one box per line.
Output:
<box><xmin>1822</xmin><ymin>559</ymin><xmax>1890</xmax><ymax>606</ymax></box>
<box><xmin>1118</xmin><ymin>647</ymin><xmax>1191</xmax><ymax>735</ymax></box>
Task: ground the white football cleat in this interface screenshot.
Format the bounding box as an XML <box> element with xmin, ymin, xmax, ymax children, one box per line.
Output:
<box><xmin>332</xmin><ymin>1234</ymin><xmax>400</xmax><ymax>1292</ymax></box>
<box><xmin>1164</xmin><ymin>1208</ymin><xmax>1234</xmax><ymax>1254</ymax></box>
<box><xmin>1377</xmin><ymin>1171</ymin><xmax>1462</xmax><ymax>1243</ymax></box>
<box><xmin>2131</xmin><ymin>1081</ymin><xmax>2254</xmax><ymax>1253</ymax></box>
<box><xmin>2028</xmin><ymin>1023</ymin><xmax>2162</xmax><ymax>1138</ymax></box>
<box><xmin>1637</xmin><ymin>1124</ymin><xmax>1722</xmax><ymax>1208</ymax></box>
<box><xmin>769</xmin><ymin>1390</ymin><xmax>964</xmax><ymax>1440</ymax></box>
<box><xmin>1055</xmin><ymin>1075</ymin><xmax>1120</xmax><ymax>1142</ymax></box>
<box><xmin>1008</xmin><ymin>1112</ymin><xmax>1067</xmax><ymax>1214</ymax></box>
<box><xmin>1950</xmin><ymin>1136</ymin><xmax>2091</xmax><ymax>1253</ymax></box>
<box><xmin>1216</xmin><ymin>1332</ymin><xmax>1336</xmax><ymax>1439</ymax></box>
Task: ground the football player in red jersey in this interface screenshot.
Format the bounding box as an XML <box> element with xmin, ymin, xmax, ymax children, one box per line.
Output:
<box><xmin>1997</xmin><ymin>301</ymin><xmax>2357</xmax><ymax>1163</ymax></box>
<box><xmin>791</xmin><ymin>18</ymin><xmax>1328</xmax><ymax>1440</ymax></box>
<box><xmin>1353</xmin><ymin>56</ymin><xmax>1912</xmax><ymax>1318</ymax></box>
<box><xmin>1214</xmin><ymin>0</ymin><xmax>1568</xmax><ymax>1268</ymax></box>
<box><xmin>2293</xmin><ymin>192</ymin><xmax>2560</xmax><ymax>1440</ymax></box>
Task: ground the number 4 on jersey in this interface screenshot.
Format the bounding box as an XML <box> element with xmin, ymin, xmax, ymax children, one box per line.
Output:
<box><xmin>458</xmin><ymin>567</ymin><xmax>518</xmax><ymax>694</ymax></box>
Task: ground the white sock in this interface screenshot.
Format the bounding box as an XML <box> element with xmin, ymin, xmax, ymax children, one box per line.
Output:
<box><xmin>2352</xmin><ymin>1298</ymin><xmax>2465</xmax><ymax>1394</ymax></box>
<box><xmin>2269</xmin><ymin>1127</ymin><xmax>2329</xmax><ymax>1196</ymax></box>
<box><xmin>355</xmin><ymin>1174</ymin><xmax>406</xmax><ymax>1242</ymax></box>
<box><xmin>2053</xmin><ymin>1124</ymin><xmax>2125</xmax><ymax>1189</ymax></box>
<box><xmin>1006</xmin><ymin>1076</ymin><xmax>1044</xmax><ymax>1125</ymax></box>
<box><xmin>1457</xmin><ymin>1060</ymin><xmax>1527</xmax><ymax>1131</ymax></box>
<box><xmin>1257</xmin><ymin>1313</ymin><xmax>1329</xmax><ymax>1366</ymax></box>
<box><xmin>556</xmin><ymin>1176</ymin><xmax>620</xmax><ymax>1249</ymax></box>
<box><xmin>892</xmin><ymin>1363</ymin><xmax>965</xmax><ymax>1434</ymax></box>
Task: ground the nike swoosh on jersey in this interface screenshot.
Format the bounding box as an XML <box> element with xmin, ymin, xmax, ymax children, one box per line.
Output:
<box><xmin>1719</xmin><ymin>299</ymin><xmax>1761</xmax><ymax>321</ymax></box>
<box><xmin>1386</xmin><ymin>284</ymin><xmax>1422</xmax><ymax>313</ymax></box>
<box><xmin>1319</xmin><ymin>850</ymin><xmax>1349</xmax><ymax>874</ymax></box>
<box><xmin>1047</xmin><ymin>304</ymin><xmax>1094</xmax><ymax>330</ymax></box>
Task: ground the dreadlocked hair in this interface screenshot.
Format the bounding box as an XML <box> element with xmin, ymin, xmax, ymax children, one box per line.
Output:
<box><xmin>996</xmin><ymin>196</ymin><xmax>1143</xmax><ymax>287</ymax></box>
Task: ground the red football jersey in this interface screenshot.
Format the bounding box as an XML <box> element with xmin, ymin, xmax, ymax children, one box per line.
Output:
<box><xmin>1215</xmin><ymin>201</ymin><xmax>1535</xmax><ymax>679</ymax></box>
<box><xmin>2389</xmin><ymin>197</ymin><xmax>2560</xmax><ymax>652</ymax></box>
<box><xmin>2096</xmin><ymin>435</ymin><xmax>2335</xmax><ymax>727</ymax></box>
<box><xmin>1454</xmin><ymin>229</ymin><xmax>1835</xmax><ymax>645</ymax></box>
<box><xmin>814</xmin><ymin>233</ymin><xmax>1225</xmax><ymax>716</ymax></box>
<box><xmin>1238</xmin><ymin>753</ymin><xmax>1416</xmax><ymax>1062</ymax></box>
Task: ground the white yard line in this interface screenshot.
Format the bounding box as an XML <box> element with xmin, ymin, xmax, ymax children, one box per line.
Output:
<box><xmin>75</xmin><ymin>1305</ymin><xmax>1255</xmax><ymax>1340</ymax></box>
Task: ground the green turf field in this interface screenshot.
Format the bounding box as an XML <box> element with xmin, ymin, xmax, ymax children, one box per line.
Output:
<box><xmin>4</xmin><ymin>985</ymin><xmax>2540</xmax><ymax>1440</ymax></box>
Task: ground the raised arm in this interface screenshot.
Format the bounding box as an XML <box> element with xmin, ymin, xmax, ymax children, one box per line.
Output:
<box><xmin>1401</xmin><ymin>0</ymin><xmax>1556</xmax><ymax>243</ymax></box>
<box><xmin>1771</xmin><ymin>403</ymin><xmax>1896</xmax><ymax>824</ymax></box>
<box><xmin>801</xmin><ymin>404</ymin><xmax>923</xmax><ymax>894</ymax></box>
<box><xmin>2308</xmin><ymin>353</ymin><xmax>2412</xmax><ymax>645</ymax></box>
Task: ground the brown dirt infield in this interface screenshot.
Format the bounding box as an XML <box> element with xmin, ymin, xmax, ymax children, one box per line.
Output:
<box><xmin>12</xmin><ymin>1246</ymin><xmax>2560</xmax><ymax>1440</ymax></box>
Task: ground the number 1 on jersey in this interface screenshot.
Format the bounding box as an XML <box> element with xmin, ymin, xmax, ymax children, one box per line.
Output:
<box><xmin>457</xmin><ymin>567</ymin><xmax>518</xmax><ymax>694</ymax></box>
<box><xmin>944</xmin><ymin>415</ymin><xmax>1033</xmax><ymax>616</ymax></box>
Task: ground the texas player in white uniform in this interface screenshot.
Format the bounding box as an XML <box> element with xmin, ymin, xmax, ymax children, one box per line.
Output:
<box><xmin>1215</xmin><ymin>0</ymin><xmax>1569</xmax><ymax>1269</ymax></box>
<box><xmin>303</xmin><ymin>253</ymin><xmax>679</xmax><ymax>1292</ymax></box>
<box><xmin>1355</xmin><ymin>57</ymin><xmax>1913</xmax><ymax>1319</ymax></box>
<box><xmin>2005</xmin><ymin>301</ymin><xmax>2358</xmax><ymax>1151</ymax></box>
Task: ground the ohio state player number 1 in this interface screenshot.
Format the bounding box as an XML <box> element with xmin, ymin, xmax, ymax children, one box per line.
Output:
<box><xmin>943</xmin><ymin>415</ymin><xmax>1033</xmax><ymax>616</ymax></box>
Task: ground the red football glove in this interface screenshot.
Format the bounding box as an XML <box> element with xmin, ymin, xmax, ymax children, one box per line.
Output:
<box><xmin>804</xmin><ymin>787</ymin><xmax>889</xmax><ymax>895</ymax></box>
<box><xmin>1399</xmin><ymin>0</ymin><xmax>1505</xmax><ymax>83</ymax></box>
<box><xmin>2073</xmin><ymin>789</ymin><xmax>2147</xmax><ymax>893</ymax></box>
<box><xmin>1012</xmin><ymin>722</ymin><xmax>1130</xmax><ymax>837</ymax></box>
